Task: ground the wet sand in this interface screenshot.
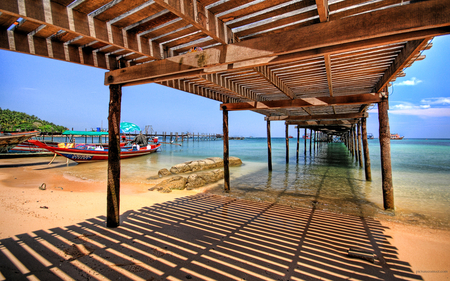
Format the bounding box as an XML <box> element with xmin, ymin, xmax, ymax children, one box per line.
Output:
<box><xmin>0</xmin><ymin>157</ymin><xmax>449</xmax><ymax>280</ymax></box>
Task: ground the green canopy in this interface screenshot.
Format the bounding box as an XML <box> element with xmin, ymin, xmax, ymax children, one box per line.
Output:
<box><xmin>62</xmin><ymin>130</ymin><xmax>109</xmax><ymax>136</ymax></box>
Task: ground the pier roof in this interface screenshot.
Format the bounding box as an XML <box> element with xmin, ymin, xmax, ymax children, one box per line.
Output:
<box><xmin>1</xmin><ymin>0</ymin><xmax>449</xmax><ymax>133</ymax></box>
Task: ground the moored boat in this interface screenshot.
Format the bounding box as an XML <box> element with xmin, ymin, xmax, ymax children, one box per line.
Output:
<box><xmin>367</xmin><ymin>133</ymin><xmax>374</xmax><ymax>139</ymax></box>
<box><xmin>28</xmin><ymin>139</ymin><xmax>161</xmax><ymax>163</ymax></box>
<box><xmin>390</xmin><ymin>133</ymin><xmax>404</xmax><ymax>140</ymax></box>
<box><xmin>0</xmin><ymin>131</ymin><xmax>39</xmax><ymax>153</ymax></box>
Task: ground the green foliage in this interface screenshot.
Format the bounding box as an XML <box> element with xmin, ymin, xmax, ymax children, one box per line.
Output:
<box><xmin>0</xmin><ymin>108</ymin><xmax>68</xmax><ymax>133</ymax></box>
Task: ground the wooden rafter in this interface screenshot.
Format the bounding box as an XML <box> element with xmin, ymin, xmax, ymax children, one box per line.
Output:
<box><xmin>199</xmin><ymin>73</ymin><xmax>264</xmax><ymax>101</ymax></box>
<box><xmin>220</xmin><ymin>93</ymin><xmax>382</xmax><ymax>111</ymax></box>
<box><xmin>254</xmin><ymin>66</ymin><xmax>295</xmax><ymax>99</ymax></box>
<box><xmin>373</xmin><ymin>38</ymin><xmax>431</xmax><ymax>93</ymax></box>
<box><xmin>105</xmin><ymin>0</ymin><xmax>450</xmax><ymax>86</ymax></box>
<box><xmin>265</xmin><ymin>112</ymin><xmax>368</xmax><ymax>121</ymax></box>
<box><xmin>315</xmin><ymin>0</ymin><xmax>329</xmax><ymax>23</ymax></box>
<box><xmin>153</xmin><ymin>0</ymin><xmax>234</xmax><ymax>45</ymax></box>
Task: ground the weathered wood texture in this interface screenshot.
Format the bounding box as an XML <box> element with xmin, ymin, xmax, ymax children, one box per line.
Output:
<box><xmin>223</xmin><ymin>106</ymin><xmax>230</xmax><ymax>192</ymax></box>
<box><xmin>361</xmin><ymin>117</ymin><xmax>372</xmax><ymax>181</ymax></box>
<box><xmin>107</xmin><ymin>84</ymin><xmax>122</xmax><ymax>228</ymax></box>
<box><xmin>267</xmin><ymin>120</ymin><xmax>272</xmax><ymax>171</ymax></box>
<box><xmin>378</xmin><ymin>98</ymin><xmax>394</xmax><ymax>210</ymax></box>
<box><xmin>285</xmin><ymin>123</ymin><xmax>289</xmax><ymax>163</ymax></box>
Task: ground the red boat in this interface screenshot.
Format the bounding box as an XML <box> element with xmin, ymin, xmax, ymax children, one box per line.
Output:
<box><xmin>29</xmin><ymin>139</ymin><xmax>161</xmax><ymax>163</ymax></box>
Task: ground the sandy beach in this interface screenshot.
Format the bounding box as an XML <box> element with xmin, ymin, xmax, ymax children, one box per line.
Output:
<box><xmin>1</xmin><ymin>157</ymin><xmax>449</xmax><ymax>280</ymax></box>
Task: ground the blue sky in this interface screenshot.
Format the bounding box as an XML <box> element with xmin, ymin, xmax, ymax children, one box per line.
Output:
<box><xmin>1</xmin><ymin>35</ymin><xmax>449</xmax><ymax>138</ymax></box>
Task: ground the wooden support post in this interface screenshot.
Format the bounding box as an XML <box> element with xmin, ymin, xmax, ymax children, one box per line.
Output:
<box><xmin>304</xmin><ymin>128</ymin><xmax>307</xmax><ymax>154</ymax></box>
<box><xmin>361</xmin><ymin>117</ymin><xmax>372</xmax><ymax>181</ymax></box>
<box><xmin>107</xmin><ymin>84</ymin><xmax>122</xmax><ymax>228</ymax></box>
<box><xmin>223</xmin><ymin>106</ymin><xmax>230</xmax><ymax>192</ymax></box>
<box><xmin>285</xmin><ymin>123</ymin><xmax>289</xmax><ymax>163</ymax></box>
<box><xmin>296</xmin><ymin>126</ymin><xmax>300</xmax><ymax>161</ymax></box>
<box><xmin>267</xmin><ymin>120</ymin><xmax>272</xmax><ymax>171</ymax></box>
<box><xmin>350</xmin><ymin>129</ymin><xmax>354</xmax><ymax>157</ymax></box>
<box><xmin>309</xmin><ymin>129</ymin><xmax>313</xmax><ymax>152</ymax></box>
<box><xmin>354</xmin><ymin>127</ymin><xmax>358</xmax><ymax>161</ymax></box>
<box><xmin>357</xmin><ymin>121</ymin><xmax>363</xmax><ymax>167</ymax></box>
<box><xmin>378</xmin><ymin>97</ymin><xmax>394</xmax><ymax>210</ymax></box>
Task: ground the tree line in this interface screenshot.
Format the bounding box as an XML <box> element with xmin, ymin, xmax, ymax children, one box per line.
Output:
<box><xmin>0</xmin><ymin>108</ymin><xmax>67</xmax><ymax>133</ymax></box>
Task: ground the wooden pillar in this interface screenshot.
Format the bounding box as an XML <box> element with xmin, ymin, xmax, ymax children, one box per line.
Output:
<box><xmin>361</xmin><ymin>117</ymin><xmax>372</xmax><ymax>181</ymax></box>
<box><xmin>107</xmin><ymin>84</ymin><xmax>122</xmax><ymax>228</ymax></box>
<box><xmin>304</xmin><ymin>128</ymin><xmax>307</xmax><ymax>154</ymax></box>
<box><xmin>285</xmin><ymin>123</ymin><xmax>289</xmax><ymax>163</ymax></box>
<box><xmin>357</xmin><ymin>121</ymin><xmax>363</xmax><ymax>167</ymax></box>
<box><xmin>378</xmin><ymin>97</ymin><xmax>394</xmax><ymax>210</ymax></box>
<box><xmin>354</xmin><ymin>127</ymin><xmax>358</xmax><ymax>161</ymax></box>
<box><xmin>296</xmin><ymin>126</ymin><xmax>300</xmax><ymax>161</ymax></box>
<box><xmin>267</xmin><ymin>120</ymin><xmax>272</xmax><ymax>171</ymax></box>
<box><xmin>223</xmin><ymin>106</ymin><xmax>230</xmax><ymax>192</ymax></box>
<box><xmin>309</xmin><ymin>129</ymin><xmax>312</xmax><ymax>152</ymax></box>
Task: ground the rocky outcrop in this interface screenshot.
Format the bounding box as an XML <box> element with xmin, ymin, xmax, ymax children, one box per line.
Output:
<box><xmin>149</xmin><ymin>169</ymin><xmax>225</xmax><ymax>193</ymax></box>
<box><xmin>148</xmin><ymin>176</ymin><xmax>187</xmax><ymax>193</ymax></box>
<box><xmin>160</xmin><ymin>157</ymin><xmax>242</xmax><ymax>177</ymax></box>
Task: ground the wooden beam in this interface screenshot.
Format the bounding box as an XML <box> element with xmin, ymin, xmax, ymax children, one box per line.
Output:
<box><xmin>107</xmin><ymin>84</ymin><xmax>122</xmax><ymax>228</ymax></box>
<box><xmin>374</xmin><ymin>38</ymin><xmax>430</xmax><ymax>93</ymax></box>
<box><xmin>265</xmin><ymin>112</ymin><xmax>368</xmax><ymax>121</ymax></box>
<box><xmin>153</xmin><ymin>0</ymin><xmax>233</xmax><ymax>45</ymax></box>
<box><xmin>315</xmin><ymin>0</ymin><xmax>329</xmax><ymax>23</ymax></box>
<box><xmin>254</xmin><ymin>66</ymin><xmax>295</xmax><ymax>99</ymax></box>
<box><xmin>105</xmin><ymin>0</ymin><xmax>450</xmax><ymax>85</ymax></box>
<box><xmin>287</xmin><ymin>119</ymin><xmax>359</xmax><ymax>126</ymax></box>
<box><xmin>324</xmin><ymin>54</ymin><xmax>333</xmax><ymax>97</ymax></box>
<box><xmin>220</xmin><ymin>93</ymin><xmax>382</xmax><ymax>111</ymax></box>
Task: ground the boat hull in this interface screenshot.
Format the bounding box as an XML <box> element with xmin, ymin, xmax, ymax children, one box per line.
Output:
<box><xmin>28</xmin><ymin>140</ymin><xmax>160</xmax><ymax>163</ymax></box>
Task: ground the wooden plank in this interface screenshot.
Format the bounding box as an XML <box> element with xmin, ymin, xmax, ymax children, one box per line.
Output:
<box><xmin>220</xmin><ymin>93</ymin><xmax>382</xmax><ymax>111</ymax></box>
<box><xmin>105</xmin><ymin>0</ymin><xmax>450</xmax><ymax>85</ymax></box>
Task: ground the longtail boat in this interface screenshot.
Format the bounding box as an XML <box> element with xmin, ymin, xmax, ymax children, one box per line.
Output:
<box><xmin>0</xmin><ymin>131</ymin><xmax>39</xmax><ymax>153</ymax></box>
<box><xmin>28</xmin><ymin>139</ymin><xmax>160</xmax><ymax>163</ymax></box>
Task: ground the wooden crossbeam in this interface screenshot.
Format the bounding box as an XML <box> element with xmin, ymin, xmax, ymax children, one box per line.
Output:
<box><xmin>254</xmin><ymin>66</ymin><xmax>295</xmax><ymax>99</ymax></box>
<box><xmin>153</xmin><ymin>0</ymin><xmax>234</xmax><ymax>45</ymax></box>
<box><xmin>374</xmin><ymin>38</ymin><xmax>431</xmax><ymax>93</ymax></box>
<box><xmin>199</xmin><ymin>73</ymin><xmax>264</xmax><ymax>101</ymax></box>
<box><xmin>287</xmin><ymin>119</ymin><xmax>359</xmax><ymax>126</ymax></box>
<box><xmin>324</xmin><ymin>54</ymin><xmax>333</xmax><ymax>97</ymax></box>
<box><xmin>265</xmin><ymin>112</ymin><xmax>368</xmax><ymax>121</ymax></box>
<box><xmin>105</xmin><ymin>0</ymin><xmax>450</xmax><ymax>85</ymax></box>
<box><xmin>220</xmin><ymin>93</ymin><xmax>382</xmax><ymax>111</ymax></box>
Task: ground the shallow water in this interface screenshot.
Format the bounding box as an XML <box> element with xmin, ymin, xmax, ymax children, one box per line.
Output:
<box><xmin>34</xmin><ymin>137</ymin><xmax>450</xmax><ymax>229</ymax></box>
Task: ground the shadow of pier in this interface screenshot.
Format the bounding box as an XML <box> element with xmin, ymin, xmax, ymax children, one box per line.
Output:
<box><xmin>0</xmin><ymin>194</ymin><xmax>422</xmax><ymax>280</ymax></box>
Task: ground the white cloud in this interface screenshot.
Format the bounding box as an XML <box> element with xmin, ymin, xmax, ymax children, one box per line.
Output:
<box><xmin>367</xmin><ymin>101</ymin><xmax>450</xmax><ymax>117</ymax></box>
<box><xmin>394</xmin><ymin>77</ymin><xmax>422</xmax><ymax>86</ymax></box>
<box><xmin>389</xmin><ymin>108</ymin><xmax>450</xmax><ymax>117</ymax></box>
<box><xmin>420</xmin><ymin>97</ymin><xmax>450</xmax><ymax>105</ymax></box>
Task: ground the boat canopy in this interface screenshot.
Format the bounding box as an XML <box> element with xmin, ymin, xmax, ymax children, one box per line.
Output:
<box><xmin>62</xmin><ymin>130</ymin><xmax>109</xmax><ymax>136</ymax></box>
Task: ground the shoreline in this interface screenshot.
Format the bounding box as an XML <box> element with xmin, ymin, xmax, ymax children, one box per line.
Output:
<box><xmin>1</xmin><ymin>158</ymin><xmax>449</xmax><ymax>280</ymax></box>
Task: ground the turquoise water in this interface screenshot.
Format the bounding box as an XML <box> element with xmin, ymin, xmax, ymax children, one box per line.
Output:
<box><xmin>43</xmin><ymin>137</ymin><xmax>450</xmax><ymax>229</ymax></box>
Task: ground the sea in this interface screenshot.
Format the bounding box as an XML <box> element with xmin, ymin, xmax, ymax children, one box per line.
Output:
<box><xmin>35</xmin><ymin>136</ymin><xmax>450</xmax><ymax>229</ymax></box>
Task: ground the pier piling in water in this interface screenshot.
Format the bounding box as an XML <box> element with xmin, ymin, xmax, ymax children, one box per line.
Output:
<box><xmin>378</xmin><ymin>95</ymin><xmax>394</xmax><ymax>210</ymax></box>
